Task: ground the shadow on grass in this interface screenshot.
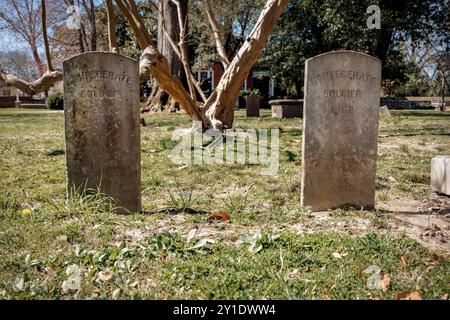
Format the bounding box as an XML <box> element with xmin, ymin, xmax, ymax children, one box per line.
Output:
<box><xmin>141</xmin><ymin>207</ymin><xmax>211</xmax><ymax>215</ymax></box>
<box><xmin>379</xmin><ymin>131</ymin><xmax>450</xmax><ymax>138</ymax></box>
<box><xmin>46</xmin><ymin>149</ymin><xmax>65</xmax><ymax>156</ymax></box>
<box><xmin>393</xmin><ymin>111</ymin><xmax>450</xmax><ymax>117</ymax></box>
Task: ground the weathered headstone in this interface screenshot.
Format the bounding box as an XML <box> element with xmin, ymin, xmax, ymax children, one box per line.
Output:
<box><xmin>63</xmin><ymin>52</ymin><xmax>141</xmax><ymax>213</ymax></box>
<box><xmin>301</xmin><ymin>50</ymin><xmax>381</xmax><ymax>211</ymax></box>
<box><xmin>270</xmin><ymin>99</ymin><xmax>303</xmax><ymax>118</ymax></box>
<box><xmin>246</xmin><ymin>92</ymin><xmax>260</xmax><ymax>117</ymax></box>
<box><xmin>379</xmin><ymin>105</ymin><xmax>391</xmax><ymax>117</ymax></box>
<box><xmin>431</xmin><ymin>156</ymin><xmax>450</xmax><ymax>196</ymax></box>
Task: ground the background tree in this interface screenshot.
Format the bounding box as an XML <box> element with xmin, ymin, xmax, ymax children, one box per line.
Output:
<box><xmin>0</xmin><ymin>50</ymin><xmax>39</xmax><ymax>81</ymax></box>
<box><xmin>261</xmin><ymin>0</ymin><xmax>449</xmax><ymax>97</ymax></box>
<box><xmin>0</xmin><ymin>0</ymin><xmax>63</xmax><ymax>75</ymax></box>
<box><xmin>0</xmin><ymin>0</ymin><xmax>62</xmax><ymax>96</ymax></box>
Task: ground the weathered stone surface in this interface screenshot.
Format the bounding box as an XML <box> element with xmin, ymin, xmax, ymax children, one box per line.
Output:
<box><xmin>270</xmin><ymin>99</ymin><xmax>303</xmax><ymax>118</ymax></box>
<box><xmin>301</xmin><ymin>50</ymin><xmax>381</xmax><ymax>211</ymax></box>
<box><xmin>379</xmin><ymin>105</ymin><xmax>391</xmax><ymax>117</ymax></box>
<box><xmin>63</xmin><ymin>52</ymin><xmax>141</xmax><ymax>213</ymax></box>
<box><xmin>246</xmin><ymin>93</ymin><xmax>260</xmax><ymax>117</ymax></box>
<box><xmin>431</xmin><ymin>156</ymin><xmax>450</xmax><ymax>196</ymax></box>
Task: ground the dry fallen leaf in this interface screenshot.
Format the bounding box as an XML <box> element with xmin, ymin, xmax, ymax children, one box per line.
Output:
<box><xmin>380</xmin><ymin>274</ymin><xmax>391</xmax><ymax>292</ymax></box>
<box><xmin>98</xmin><ymin>270</ymin><xmax>113</xmax><ymax>282</ymax></box>
<box><xmin>396</xmin><ymin>290</ymin><xmax>422</xmax><ymax>300</ymax></box>
<box><xmin>332</xmin><ymin>252</ymin><xmax>342</xmax><ymax>259</ymax></box>
<box><xmin>332</xmin><ymin>252</ymin><xmax>347</xmax><ymax>259</ymax></box>
<box><xmin>442</xmin><ymin>293</ymin><xmax>448</xmax><ymax>300</ymax></box>
<box><xmin>208</xmin><ymin>212</ymin><xmax>230</xmax><ymax>222</ymax></box>
<box><xmin>400</xmin><ymin>256</ymin><xmax>407</xmax><ymax>266</ymax></box>
<box><xmin>287</xmin><ymin>268</ymin><xmax>300</xmax><ymax>279</ymax></box>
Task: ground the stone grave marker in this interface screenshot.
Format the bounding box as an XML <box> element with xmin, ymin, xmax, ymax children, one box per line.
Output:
<box><xmin>301</xmin><ymin>50</ymin><xmax>381</xmax><ymax>211</ymax></box>
<box><xmin>63</xmin><ymin>52</ymin><xmax>141</xmax><ymax>213</ymax></box>
<box><xmin>270</xmin><ymin>99</ymin><xmax>303</xmax><ymax>118</ymax></box>
<box><xmin>379</xmin><ymin>105</ymin><xmax>391</xmax><ymax>117</ymax></box>
<box><xmin>431</xmin><ymin>156</ymin><xmax>450</xmax><ymax>196</ymax></box>
<box><xmin>246</xmin><ymin>92</ymin><xmax>260</xmax><ymax>117</ymax></box>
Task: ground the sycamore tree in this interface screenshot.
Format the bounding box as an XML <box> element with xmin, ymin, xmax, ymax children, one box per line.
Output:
<box><xmin>0</xmin><ymin>0</ymin><xmax>291</xmax><ymax>130</ymax></box>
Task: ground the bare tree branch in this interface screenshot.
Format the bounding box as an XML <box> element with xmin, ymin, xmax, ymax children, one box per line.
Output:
<box><xmin>41</xmin><ymin>0</ymin><xmax>53</xmax><ymax>71</ymax></box>
<box><xmin>203</xmin><ymin>0</ymin><xmax>230</xmax><ymax>69</ymax></box>
<box><xmin>115</xmin><ymin>0</ymin><xmax>151</xmax><ymax>48</ymax></box>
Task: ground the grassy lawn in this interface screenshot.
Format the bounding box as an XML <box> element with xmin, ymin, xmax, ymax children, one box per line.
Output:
<box><xmin>0</xmin><ymin>108</ymin><xmax>449</xmax><ymax>299</ymax></box>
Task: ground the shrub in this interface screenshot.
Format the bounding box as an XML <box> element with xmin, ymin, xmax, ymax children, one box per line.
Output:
<box><xmin>46</xmin><ymin>92</ymin><xmax>64</xmax><ymax>110</ymax></box>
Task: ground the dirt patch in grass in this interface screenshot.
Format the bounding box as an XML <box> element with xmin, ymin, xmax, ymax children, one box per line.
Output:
<box><xmin>376</xmin><ymin>193</ymin><xmax>450</xmax><ymax>256</ymax></box>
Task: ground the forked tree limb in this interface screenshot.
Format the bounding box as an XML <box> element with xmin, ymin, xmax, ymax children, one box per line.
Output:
<box><xmin>0</xmin><ymin>70</ymin><xmax>63</xmax><ymax>96</ymax></box>
<box><xmin>202</xmin><ymin>0</ymin><xmax>291</xmax><ymax>130</ymax></box>
<box><xmin>2</xmin><ymin>0</ymin><xmax>289</xmax><ymax>130</ymax></box>
<box><xmin>139</xmin><ymin>46</ymin><xmax>205</xmax><ymax>125</ymax></box>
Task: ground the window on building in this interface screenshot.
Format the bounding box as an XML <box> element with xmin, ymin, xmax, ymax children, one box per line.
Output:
<box><xmin>241</xmin><ymin>80</ymin><xmax>247</xmax><ymax>91</ymax></box>
<box><xmin>195</xmin><ymin>70</ymin><xmax>214</xmax><ymax>94</ymax></box>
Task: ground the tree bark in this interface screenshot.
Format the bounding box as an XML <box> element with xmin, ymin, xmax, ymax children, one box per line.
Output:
<box><xmin>41</xmin><ymin>0</ymin><xmax>53</xmax><ymax>72</ymax></box>
<box><xmin>88</xmin><ymin>0</ymin><xmax>97</xmax><ymax>51</ymax></box>
<box><xmin>146</xmin><ymin>0</ymin><xmax>189</xmax><ymax>112</ymax></box>
<box><xmin>159</xmin><ymin>0</ymin><xmax>186</xmax><ymax>79</ymax></box>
